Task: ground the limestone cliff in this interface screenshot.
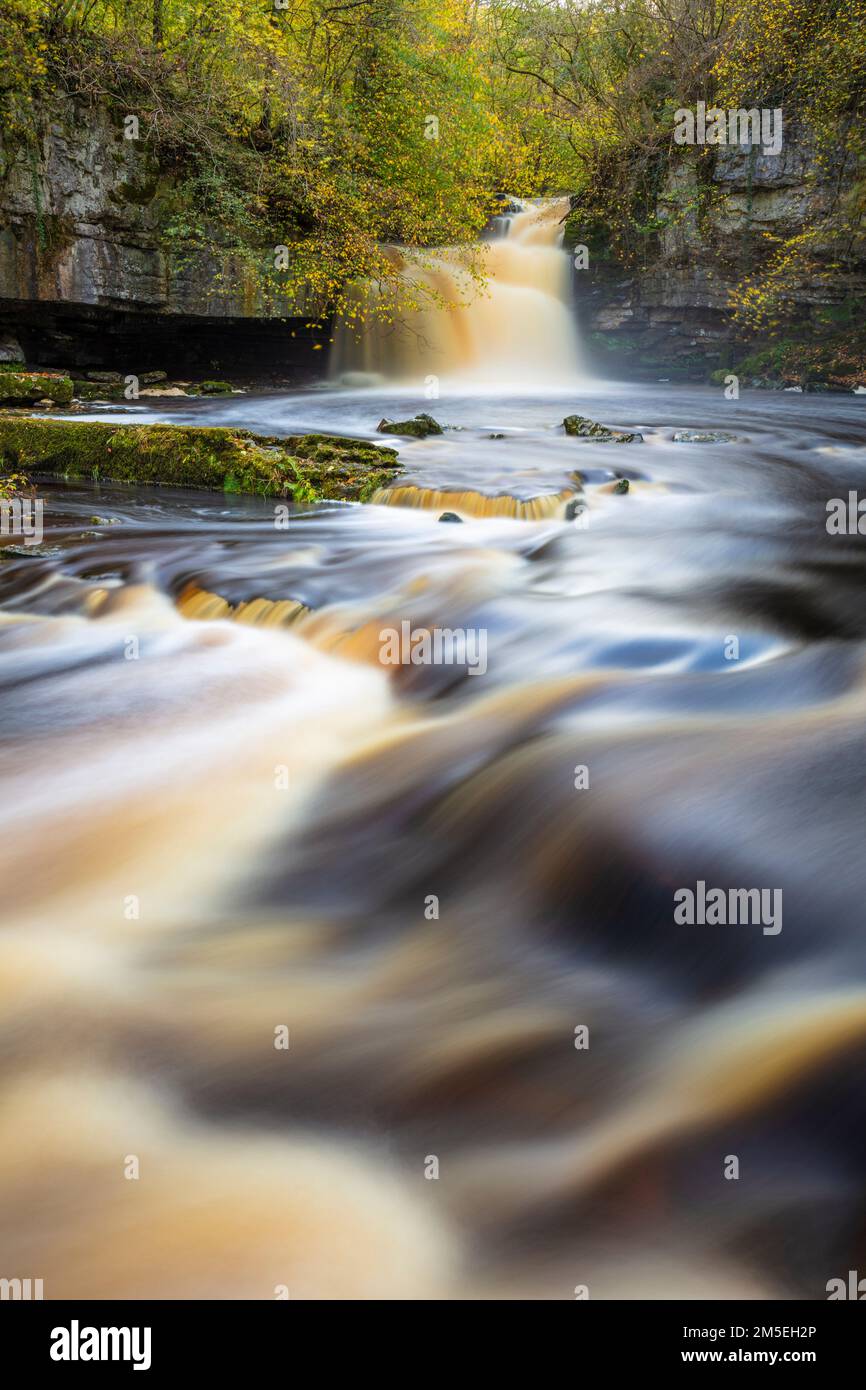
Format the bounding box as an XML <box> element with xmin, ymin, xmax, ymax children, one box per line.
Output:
<box><xmin>0</xmin><ymin>97</ymin><xmax>327</xmax><ymax>375</ymax></box>
<box><xmin>577</xmin><ymin>136</ymin><xmax>865</xmax><ymax>383</ymax></box>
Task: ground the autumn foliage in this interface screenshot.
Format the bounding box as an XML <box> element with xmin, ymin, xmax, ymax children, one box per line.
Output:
<box><xmin>1</xmin><ymin>0</ymin><xmax>864</xmax><ymax>335</ymax></box>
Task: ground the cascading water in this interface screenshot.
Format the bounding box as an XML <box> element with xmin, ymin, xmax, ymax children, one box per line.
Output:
<box><xmin>3</xmin><ymin>199</ymin><xmax>866</xmax><ymax>1299</ymax></box>
<box><xmin>331</xmin><ymin>197</ymin><xmax>585</xmax><ymax>386</ymax></box>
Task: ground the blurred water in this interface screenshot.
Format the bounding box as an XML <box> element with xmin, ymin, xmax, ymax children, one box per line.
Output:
<box><xmin>2</xmin><ymin>379</ymin><xmax>866</xmax><ymax>1299</ymax></box>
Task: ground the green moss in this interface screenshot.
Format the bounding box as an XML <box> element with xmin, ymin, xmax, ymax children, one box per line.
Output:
<box><xmin>197</xmin><ymin>380</ymin><xmax>234</xmax><ymax>395</ymax></box>
<box><xmin>37</xmin><ymin>213</ymin><xmax>76</xmax><ymax>268</ymax></box>
<box><xmin>377</xmin><ymin>413</ymin><xmax>443</xmax><ymax>437</ymax></box>
<box><xmin>0</xmin><ymin>418</ymin><xmax>400</xmax><ymax>501</ymax></box>
<box><xmin>113</xmin><ymin>177</ymin><xmax>160</xmax><ymax>206</ymax></box>
<box><xmin>588</xmin><ymin>330</ymin><xmax>643</xmax><ymax>357</ymax></box>
<box><xmin>732</xmin><ymin>332</ymin><xmax>866</xmax><ymax>388</ymax></box>
<box><xmin>0</xmin><ymin>372</ymin><xmax>73</xmax><ymax>405</ymax></box>
<box><xmin>72</xmin><ymin>381</ymin><xmax>127</xmax><ymax>401</ymax></box>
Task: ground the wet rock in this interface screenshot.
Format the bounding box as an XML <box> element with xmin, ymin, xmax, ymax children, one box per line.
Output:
<box><xmin>564</xmin><ymin>414</ymin><xmax>608</xmax><ymax>438</ymax></box>
<box><xmin>377</xmin><ymin>413</ymin><xmax>443</xmax><ymax>438</ymax></box>
<box><xmin>564</xmin><ymin>498</ymin><xmax>587</xmax><ymax>520</ymax></box>
<box><xmin>85</xmin><ymin>370</ymin><xmax>123</xmax><ymax>383</ymax></box>
<box><xmin>613</xmin><ymin>478</ymin><xmax>630</xmax><ymax>494</ymax></box>
<box><xmin>563</xmin><ymin>414</ymin><xmax>642</xmax><ymax>443</ymax></box>
<box><xmin>197</xmin><ymin>380</ymin><xmax>234</xmax><ymax>395</ymax></box>
<box><xmin>672</xmin><ymin>429</ymin><xmax>735</xmax><ymax>443</ymax></box>
<box><xmin>1</xmin><ymin>544</ymin><xmax>63</xmax><ymax>559</ymax></box>
<box><xmin>438</xmin><ymin>512</ymin><xmax>463</xmax><ymax>523</ymax></box>
<box><xmin>489</xmin><ymin>433</ymin><xmax>506</xmax><ymax>439</ymax></box>
<box><xmin>73</xmin><ymin>380</ymin><xmax>126</xmax><ymax>402</ymax></box>
<box><xmin>139</xmin><ymin>371</ymin><xmax>168</xmax><ymax>385</ymax></box>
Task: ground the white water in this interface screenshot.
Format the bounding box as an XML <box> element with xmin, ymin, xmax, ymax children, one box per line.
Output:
<box><xmin>331</xmin><ymin>198</ymin><xmax>586</xmax><ymax>389</ymax></box>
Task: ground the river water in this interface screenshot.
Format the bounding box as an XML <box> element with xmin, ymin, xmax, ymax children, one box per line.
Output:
<box><xmin>2</xmin><ymin>210</ymin><xmax>866</xmax><ymax>1300</ymax></box>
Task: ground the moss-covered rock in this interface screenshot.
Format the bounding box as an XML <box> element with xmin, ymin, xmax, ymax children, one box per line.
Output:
<box><xmin>197</xmin><ymin>380</ymin><xmax>234</xmax><ymax>395</ymax></box>
<box><xmin>0</xmin><ymin>419</ymin><xmax>400</xmax><ymax>502</ymax></box>
<box><xmin>377</xmin><ymin>413</ymin><xmax>443</xmax><ymax>437</ymax></box>
<box><xmin>0</xmin><ymin>372</ymin><xmax>74</xmax><ymax>406</ymax></box>
<box><xmin>563</xmin><ymin>414</ymin><xmax>642</xmax><ymax>443</ymax></box>
<box><xmin>73</xmin><ymin>380</ymin><xmax>127</xmax><ymax>401</ymax></box>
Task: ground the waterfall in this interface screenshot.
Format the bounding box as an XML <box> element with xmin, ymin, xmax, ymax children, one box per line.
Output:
<box><xmin>331</xmin><ymin>198</ymin><xmax>585</xmax><ymax>387</ymax></box>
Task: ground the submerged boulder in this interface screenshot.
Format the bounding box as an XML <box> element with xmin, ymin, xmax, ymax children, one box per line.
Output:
<box><xmin>563</xmin><ymin>498</ymin><xmax>587</xmax><ymax>521</ymax></box>
<box><xmin>563</xmin><ymin>414</ymin><xmax>642</xmax><ymax>443</ymax></box>
<box><xmin>377</xmin><ymin>413</ymin><xmax>443</xmax><ymax>438</ymax></box>
<box><xmin>672</xmin><ymin>429</ymin><xmax>735</xmax><ymax>443</ymax></box>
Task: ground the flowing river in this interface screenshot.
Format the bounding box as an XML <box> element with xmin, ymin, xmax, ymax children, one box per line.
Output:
<box><xmin>2</xmin><ymin>203</ymin><xmax>866</xmax><ymax>1300</ymax></box>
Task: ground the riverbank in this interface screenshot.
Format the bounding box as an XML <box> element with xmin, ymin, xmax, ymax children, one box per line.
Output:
<box><xmin>0</xmin><ymin>416</ymin><xmax>400</xmax><ymax>501</ymax></box>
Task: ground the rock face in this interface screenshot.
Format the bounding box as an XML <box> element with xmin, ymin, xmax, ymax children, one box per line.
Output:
<box><xmin>0</xmin><ymin>333</ymin><xmax>23</xmax><ymax>362</ymax></box>
<box><xmin>0</xmin><ymin>97</ymin><xmax>329</xmax><ymax>373</ymax></box>
<box><xmin>575</xmin><ymin>134</ymin><xmax>866</xmax><ymax>380</ymax></box>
